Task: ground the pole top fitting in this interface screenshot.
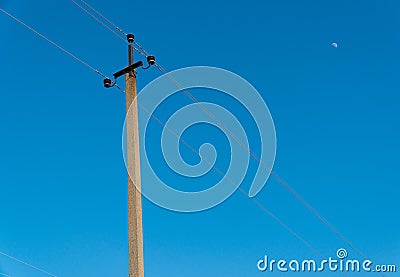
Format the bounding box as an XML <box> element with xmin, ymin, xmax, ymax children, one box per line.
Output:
<box><xmin>127</xmin><ymin>34</ymin><xmax>135</xmax><ymax>43</ymax></box>
<box><xmin>146</xmin><ymin>55</ymin><xmax>156</xmax><ymax>65</ymax></box>
<box><xmin>103</xmin><ymin>78</ymin><xmax>112</xmax><ymax>88</ymax></box>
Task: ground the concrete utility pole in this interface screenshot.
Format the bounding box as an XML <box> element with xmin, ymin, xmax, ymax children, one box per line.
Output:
<box><xmin>104</xmin><ymin>33</ymin><xmax>154</xmax><ymax>277</ymax></box>
<box><xmin>125</xmin><ymin>34</ymin><xmax>145</xmax><ymax>277</ymax></box>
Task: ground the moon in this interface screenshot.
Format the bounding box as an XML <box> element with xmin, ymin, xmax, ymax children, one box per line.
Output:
<box><xmin>332</xmin><ymin>42</ymin><xmax>338</xmax><ymax>48</ymax></box>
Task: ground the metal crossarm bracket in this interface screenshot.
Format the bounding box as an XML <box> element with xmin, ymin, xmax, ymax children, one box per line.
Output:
<box><xmin>113</xmin><ymin>61</ymin><xmax>144</xmax><ymax>79</ymax></box>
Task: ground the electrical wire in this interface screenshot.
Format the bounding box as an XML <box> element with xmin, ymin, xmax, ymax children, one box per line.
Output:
<box><xmin>63</xmin><ymin>2</ymin><xmax>383</xmax><ymax>271</ymax></box>
<box><xmin>71</xmin><ymin>0</ymin><xmax>146</xmax><ymax>59</ymax></box>
<box><xmin>114</xmin><ymin>83</ymin><xmax>126</xmax><ymax>93</ymax></box>
<box><xmin>74</xmin><ymin>1</ymin><xmax>150</xmax><ymax>60</ymax></box>
<box><xmin>74</xmin><ymin>0</ymin><xmax>152</xmax><ymax>59</ymax></box>
<box><xmin>1</xmin><ymin>2</ymin><xmax>323</xmax><ymax>274</ymax></box>
<box><xmin>0</xmin><ymin>250</ymin><xmax>57</xmax><ymax>277</ymax></box>
<box><xmin>70</xmin><ymin>0</ymin><xmax>127</xmax><ymax>45</ymax></box>
<box><xmin>0</xmin><ymin>4</ymin><xmax>322</xmax><ymax>261</ymax></box>
<box><xmin>2</xmin><ymin>3</ymin><xmax>383</xmax><ymax>275</ymax></box>
<box><xmin>0</xmin><ymin>9</ymin><xmax>125</xmax><ymax>276</ymax></box>
<box><xmin>270</xmin><ymin>171</ymin><xmax>369</xmax><ymax>260</ymax></box>
<box><xmin>154</xmin><ymin>61</ymin><xmax>381</xmax><ymax>272</ymax></box>
<box><xmin>134</xmin><ymin>41</ymin><xmax>149</xmax><ymax>57</ymax></box>
<box><xmin>76</xmin><ymin>0</ymin><xmax>127</xmax><ymax>37</ymax></box>
<box><xmin>71</xmin><ymin>0</ymin><xmax>146</xmax><ymax>57</ymax></box>
<box><xmin>11</xmin><ymin>0</ymin><xmax>328</xmax><ymax>259</ymax></box>
<box><xmin>0</xmin><ymin>8</ymin><xmax>125</xmax><ymax>94</ymax></box>
<box><xmin>137</xmin><ymin>101</ymin><xmax>358</xmax><ymax>277</ymax></box>
<box><xmin>137</xmin><ymin>101</ymin><xmax>324</xmax><ymax>258</ymax></box>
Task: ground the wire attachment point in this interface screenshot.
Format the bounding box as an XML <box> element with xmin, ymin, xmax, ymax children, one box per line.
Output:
<box><xmin>127</xmin><ymin>33</ymin><xmax>134</xmax><ymax>43</ymax></box>
<box><xmin>142</xmin><ymin>55</ymin><xmax>156</xmax><ymax>69</ymax></box>
<box><xmin>147</xmin><ymin>55</ymin><xmax>155</xmax><ymax>65</ymax></box>
<box><xmin>103</xmin><ymin>77</ymin><xmax>119</xmax><ymax>89</ymax></box>
<box><xmin>103</xmin><ymin>78</ymin><xmax>112</xmax><ymax>88</ymax></box>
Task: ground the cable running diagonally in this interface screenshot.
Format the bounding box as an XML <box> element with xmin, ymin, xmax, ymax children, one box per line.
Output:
<box><xmin>0</xmin><ymin>250</ymin><xmax>57</xmax><ymax>277</ymax></box>
<box><xmin>7</xmin><ymin>2</ymin><xmax>382</xmax><ymax>274</ymax></box>
<box><xmin>0</xmin><ymin>9</ymin><xmax>125</xmax><ymax>93</ymax></box>
<box><xmin>0</xmin><ymin>7</ymin><xmax>324</xmax><ymax>262</ymax></box>
<box><xmin>65</xmin><ymin>1</ymin><xmax>340</xmax><ymax>259</ymax></box>
<box><xmin>137</xmin><ymin>102</ymin><xmax>324</xmax><ymax>258</ymax></box>
<box><xmin>153</xmin><ymin>62</ymin><xmax>383</xmax><ymax>276</ymax></box>
<box><xmin>65</xmin><ymin>3</ymin><xmax>381</xmax><ymax>272</ymax></box>
<box><xmin>71</xmin><ymin>0</ymin><xmax>147</xmax><ymax>57</ymax></box>
<box><xmin>76</xmin><ymin>0</ymin><xmax>128</xmax><ymax>36</ymax></box>
<box><xmin>70</xmin><ymin>0</ymin><xmax>128</xmax><ymax>45</ymax></box>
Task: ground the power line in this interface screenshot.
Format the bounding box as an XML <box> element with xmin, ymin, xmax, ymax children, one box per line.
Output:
<box><xmin>0</xmin><ymin>250</ymin><xmax>57</xmax><ymax>277</ymax></box>
<box><xmin>134</xmin><ymin>41</ymin><xmax>149</xmax><ymax>57</ymax></box>
<box><xmin>76</xmin><ymin>0</ymin><xmax>127</xmax><ymax>37</ymax></box>
<box><xmin>70</xmin><ymin>0</ymin><xmax>147</xmax><ymax>57</ymax></box>
<box><xmin>70</xmin><ymin>0</ymin><xmax>127</xmax><ymax>45</ymax></box>
<box><xmin>137</xmin><ymin>102</ymin><xmax>324</xmax><ymax>258</ymax></box>
<box><xmin>64</xmin><ymin>1</ymin><xmax>380</xmax><ymax>269</ymax></box>
<box><xmin>139</xmin><ymin>102</ymin><xmax>360</xmax><ymax>277</ymax></box>
<box><xmin>65</xmin><ymin>0</ymin><xmax>340</xmax><ymax>266</ymax></box>
<box><xmin>270</xmin><ymin>171</ymin><xmax>370</xmax><ymax>261</ymax></box>
<box><xmin>1</xmin><ymin>2</ymin><xmax>322</xmax><ymax>274</ymax></box>
<box><xmin>0</xmin><ymin>9</ymin><xmax>102</xmax><ymax>78</ymax></box>
<box><xmin>0</xmin><ymin>8</ymin><xmax>125</xmax><ymax>94</ymax></box>
<box><xmin>73</xmin><ymin>0</ymin><xmax>151</xmax><ymax>60</ymax></box>
<box><xmin>70</xmin><ymin>0</ymin><xmax>150</xmax><ymax>59</ymax></box>
<box><xmin>3</xmin><ymin>3</ymin><xmax>381</xmax><ymax>275</ymax></box>
<box><xmin>154</xmin><ymin>62</ymin><xmax>383</xmax><ymax>276</ymax></box>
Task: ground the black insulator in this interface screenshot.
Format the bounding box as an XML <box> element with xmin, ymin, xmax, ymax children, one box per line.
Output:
<box><xmin>127</xmin><ymin>34</ymin><xmax>135</xmax><ymax>43</ymax></box>
<box><xmin>103</xmin><ymin>78</ymin><xmax>112</xmax><ymax>88</ymax></box>
<box><xmin>146</xmin><ymin>55</ymin><xmax>155</xmax><ymax>65</ymax></box>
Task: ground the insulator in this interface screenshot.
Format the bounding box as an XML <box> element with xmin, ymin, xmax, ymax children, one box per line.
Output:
<box><xmin>126</xmin><ymin>34</ymin><xmax>135</xmax><ymax>43</ymax></box>
<box><xmin>103</xmin><ymin>78</ymin><xmax>112</xmax><ymax>88</ymax></box>
<box><xmin>146</xmin><ymin>55</ymin><xmax>155</xmax><ymax>65</ymax></box>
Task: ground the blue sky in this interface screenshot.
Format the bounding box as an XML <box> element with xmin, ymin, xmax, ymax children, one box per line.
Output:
<box><xmin>0</xmin><ymin>0</ymin><xmax>399</xmax><ymax>276</ymax></box>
